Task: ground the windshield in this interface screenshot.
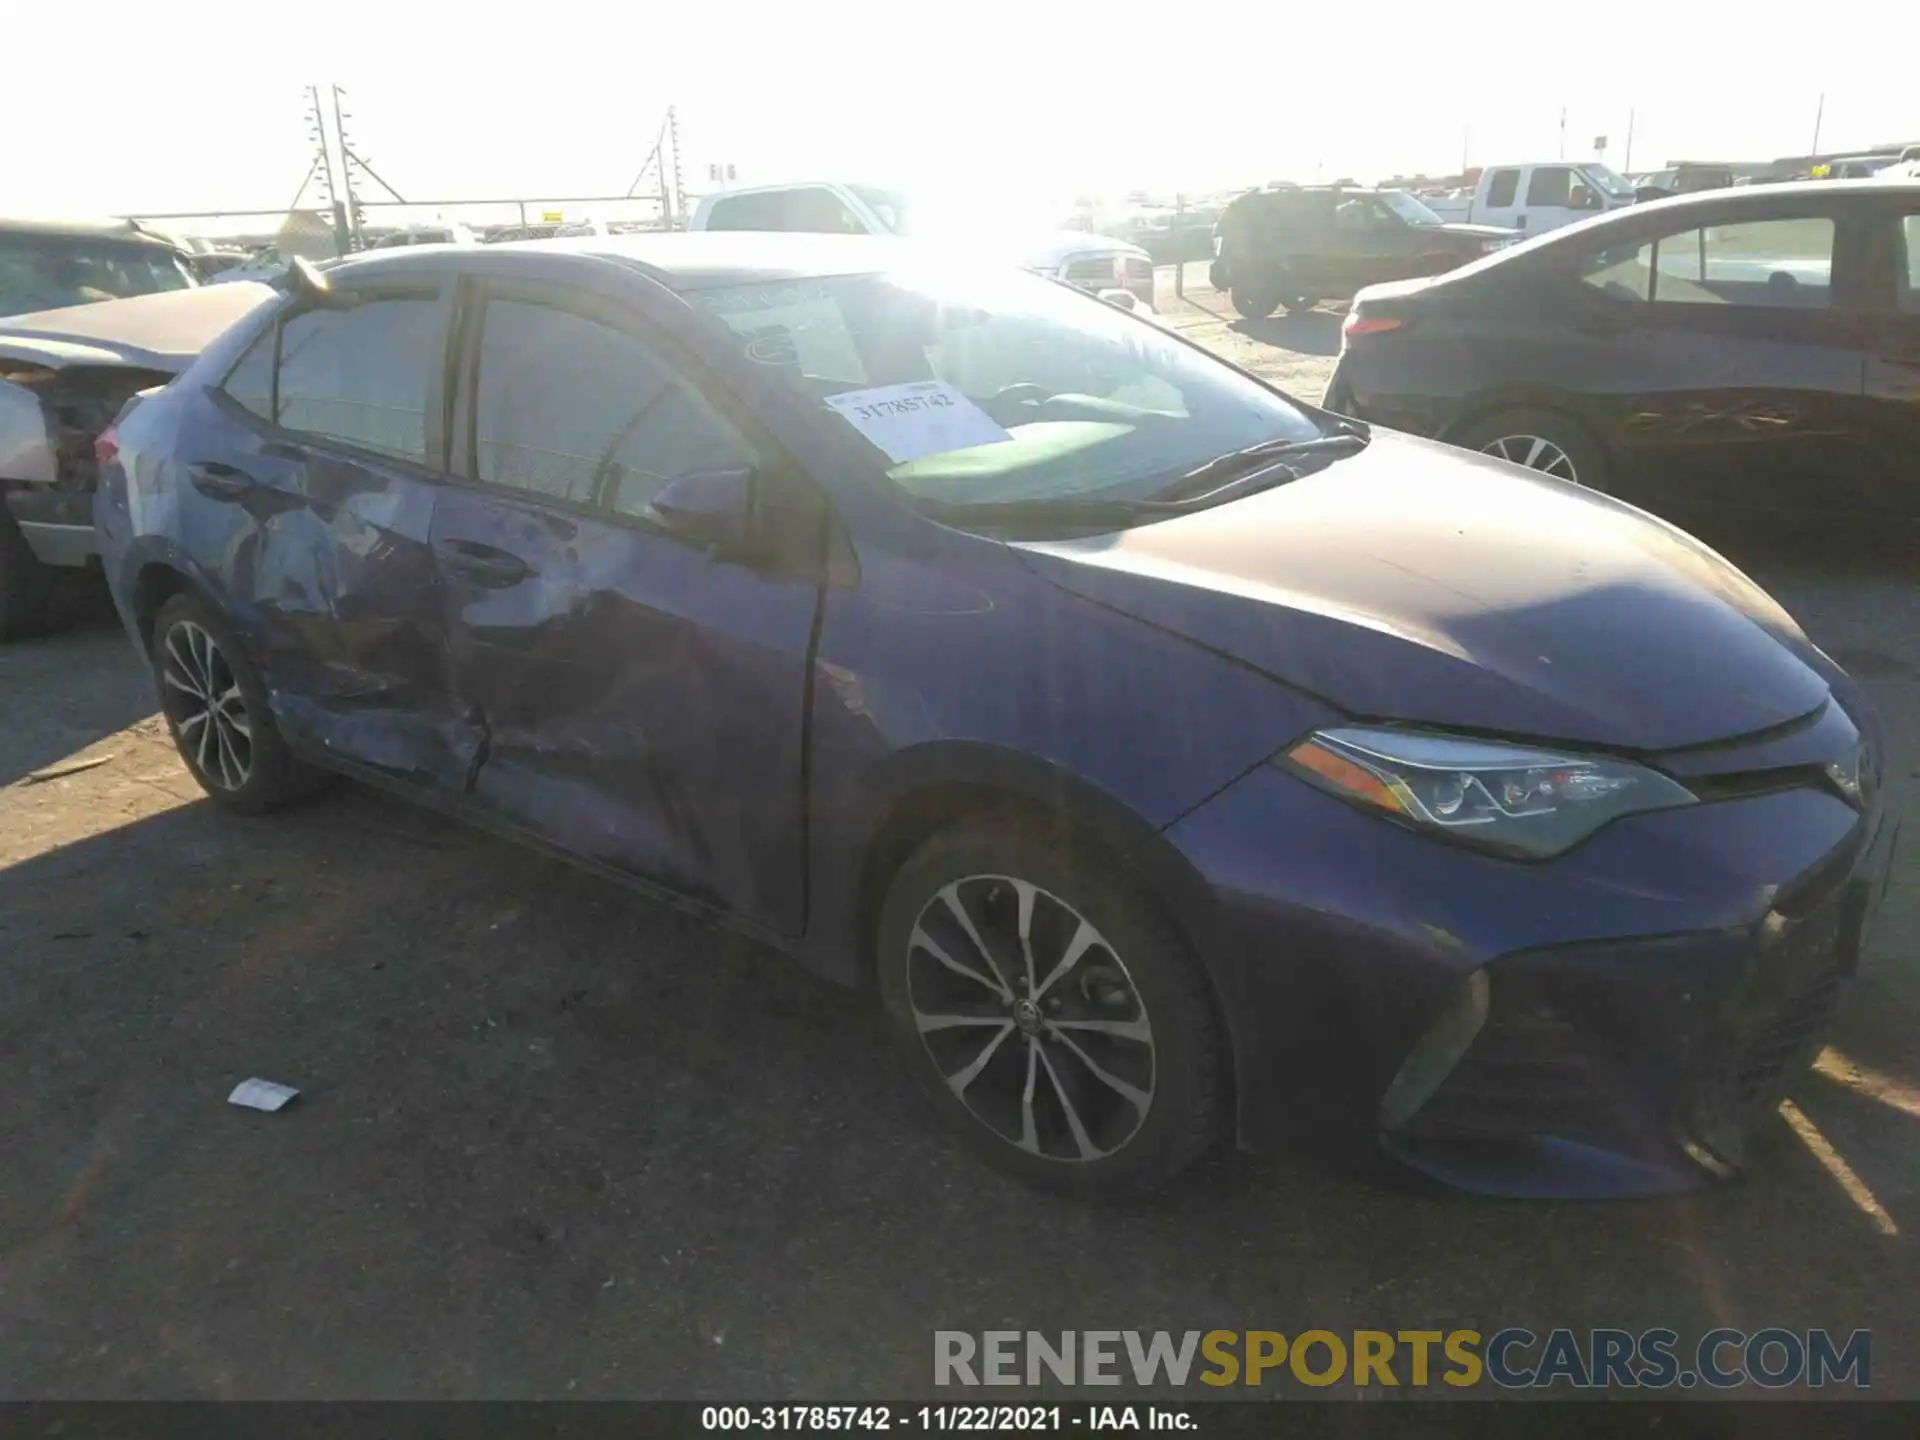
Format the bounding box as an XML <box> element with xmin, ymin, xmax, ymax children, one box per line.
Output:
<box><xmin>695</xmin><ymin>267</ymin><xmax>1321</xmax><ymax>518</ymax></box>
<box><xmin>1378</xmin><ymin>190</ymin><xmax>1444</xmax><ymax>227</ymax></box>
<box><xmin>1579</xmin><ymin>164</ymin><xmax>1638</xmax><ymax>200</ymax></box>
<box><xmin>0</xmin><ymin>234</ymin><xmax>196</xmax><ymax>317</ymax></box>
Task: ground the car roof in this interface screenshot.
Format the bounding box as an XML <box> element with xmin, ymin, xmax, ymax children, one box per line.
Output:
<box><xmin>0</xmin><ymin>215</ymin><xmax>180</xmax><ymax>246</ymax></box>
<box><xmin>324</xmin><ymin>231</ymin><xmax>920</xmax><ymax>291</ymax></box>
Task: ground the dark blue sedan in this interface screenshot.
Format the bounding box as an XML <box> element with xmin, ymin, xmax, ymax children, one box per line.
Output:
<box><xmin>94</xmin><ymin>234</ymin><xmax>1898</xmax><ymax>1199</ymax></box>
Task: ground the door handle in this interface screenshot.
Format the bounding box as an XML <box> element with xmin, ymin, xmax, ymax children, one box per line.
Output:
<box><xmin>185</xmin><ymin>461</ymin><xmax>258</xmax><ymax>499</ymax></box>
<box><xmin>435</xmin><ymin>538</ymin><xmax>531</xmax><ymax>587</ymax></box>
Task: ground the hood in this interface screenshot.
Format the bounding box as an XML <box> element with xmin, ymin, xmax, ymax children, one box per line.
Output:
<box><xmin>1018</xmin><ymin>231</ymin><xmax>1153</xmax><ymax>268</ymax></box>
<box><xmin>1013</xmin><ymin>432</ymin><xmax>1829</xmax><ymax>752</ymax></box>
<box><xmin>1434</xmin><ymin>222</ymin><xmax>1519</xmax><ymax>241</ymax></box>
<box><xmin>0</xmin><ymin>283</ymin><xmax>276</xmax><ymax>372</ymax></box>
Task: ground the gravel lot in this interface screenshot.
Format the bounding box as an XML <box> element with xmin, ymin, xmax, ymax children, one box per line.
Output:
<box><xmin>2</xmin><ymin>285</ymin><xmax>1915</xmax><ymax>1401</ymax></box>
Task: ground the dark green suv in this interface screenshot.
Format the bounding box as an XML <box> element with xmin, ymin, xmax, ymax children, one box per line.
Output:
<box><xmin>1210</xmin><ymin>186</ymin><xmax>1517</xmax><ymax>318</ymax></box>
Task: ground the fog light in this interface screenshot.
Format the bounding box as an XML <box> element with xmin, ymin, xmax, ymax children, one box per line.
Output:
<box><xmin>1378</xmin><ymin>969</ymin><xmax>1489</xmax><ymax>1130</ymax></box>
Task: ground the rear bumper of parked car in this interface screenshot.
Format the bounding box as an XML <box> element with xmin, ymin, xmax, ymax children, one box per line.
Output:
<box><xmin>1165</xmin><ymin>757</ymin><xmax>1898</xmax><ymax>1197</ymax></box>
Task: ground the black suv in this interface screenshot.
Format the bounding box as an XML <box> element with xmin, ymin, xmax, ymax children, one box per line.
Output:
<box><xmin>1210</xmin><ymin>186</ymin><xmax>1516</xmax><ymax>318</ymax></box>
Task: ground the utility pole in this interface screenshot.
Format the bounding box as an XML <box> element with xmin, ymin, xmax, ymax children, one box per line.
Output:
<box><xmin>666</xmin><ymin>105</ymin><xmax>684</xmax><ymax>230</ymax></box>
<box><xmin>1461</xmin><ymin>122</ymin><xmax>1470</xmax><ymax>176</ymax></box>
<box><xmin>332</xmin><ymin>84</ymin><xmax>362</xmax><ymax>250</ymax></box>
<box><xmin>306</xmin><ymin>85</ymin><xmax>348</xmax><ymax>256</ymax></box>
<box><xmin>1623</xmin><ymin>108</ymin><xmax>1635</xmax><ymax>173</ymax></box>
<box><xmin>1810</xmin><ymin>93</ymin><xmax>1826</xmax><ymax>156</ymax></box>
<box><xmin>1559</xmin><ymin>107</ymin><xmax>1568</xmax><ymax>160</ymax></box>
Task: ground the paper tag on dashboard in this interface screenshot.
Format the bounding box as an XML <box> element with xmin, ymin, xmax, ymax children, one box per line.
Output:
<box><xmin>823</xmin><ymin>382</ymin><xmax>1012</xmax><ymax>464</ymax></box>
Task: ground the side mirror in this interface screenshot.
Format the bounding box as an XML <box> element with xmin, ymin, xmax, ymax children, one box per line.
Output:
<box><xmin>1095</xmin><ymin>287</ymin><xmax>1138</xmax><ymax>311</ymax></box>
<box><xmin>647</xmin><ymin>466</ymin><xmax>756</xmax><ymax>553</ymax></box>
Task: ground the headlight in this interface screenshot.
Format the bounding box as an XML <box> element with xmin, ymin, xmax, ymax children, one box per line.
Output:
<box><xmin>1283</xmin><ymin>727</ymin><xmax>1695</xmax><ymax>859</ymax></box>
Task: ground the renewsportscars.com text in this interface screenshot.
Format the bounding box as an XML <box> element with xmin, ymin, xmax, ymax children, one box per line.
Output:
<box><xmin>934</xmin><ymin>1328</ymin><xmax>1870</xmax><ymax>1390</ymax></box>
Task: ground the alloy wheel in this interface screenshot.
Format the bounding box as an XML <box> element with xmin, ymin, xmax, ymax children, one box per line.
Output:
<box><xmin>1479</xmin><ymin>432</ymin><xmax>1581</xmax><ymax>484</ymax></box>
<box><xmin>904</xmin><ymin>875</ymin><xmax>1156</xmax><ymax>1162</ymax></box>
<box><xmin>161</xmin><ymin>619</ymin><xmax>253</xmax><ymax>791</ymax></box>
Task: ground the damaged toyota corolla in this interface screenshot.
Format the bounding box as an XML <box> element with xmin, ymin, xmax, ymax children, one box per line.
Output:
<box><xmin>94</xmin><ymin>235</ymin><xmax>1897</xmax><ymax>1199</ymax></box>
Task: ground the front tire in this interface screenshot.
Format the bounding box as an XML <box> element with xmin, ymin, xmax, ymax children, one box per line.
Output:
<box><xmin>151</xmin><ymin>592</ymin><xmax>326</xmax><ymax>813</ymax></box>
<box><xmin>1450</xmin><ymin>407</ymin><xmax>1610</xmax><ymax>492</ymax></box>
<box><xmin>1280</xmin><ymin>295</ymin><xmax>1323</xmax><ymax>314</ymax></box>
<box><xmin>876</xmin><ymin>816</ymin><xmax>1228</xmax><ymax>1198</ymax></box>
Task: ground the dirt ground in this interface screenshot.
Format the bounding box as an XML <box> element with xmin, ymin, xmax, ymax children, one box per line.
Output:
<box><xmin>2</xmin><ymin>288</ymin><xmax>1917</xmax><ymax>1401</ymax></box>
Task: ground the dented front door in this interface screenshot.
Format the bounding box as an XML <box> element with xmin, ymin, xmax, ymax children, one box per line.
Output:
<box><xmin>432</xmin><ymin>281</ymin><xmax>818</xmax><ymax>934</ymax></box>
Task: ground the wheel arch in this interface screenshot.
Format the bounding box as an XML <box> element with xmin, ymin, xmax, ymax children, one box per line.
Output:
<box><xmin>832</xmin><ymin>745</ymin><xmax>1235</xmax><ymax>1116</ymax></box>
<box><xmin>1437</xmin><ymin>389</ymin><xmax>1611</xmax><ymax>456</ymax></box>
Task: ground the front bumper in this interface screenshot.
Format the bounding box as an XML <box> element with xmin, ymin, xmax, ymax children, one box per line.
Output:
<box><xmin>1166</xmin><ymin>747</ymin><xmax>1897</xmax><ymax>1197</ymax></box>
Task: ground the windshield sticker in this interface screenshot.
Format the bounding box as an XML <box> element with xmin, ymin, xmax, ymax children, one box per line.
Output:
<box><xmin>824</xmin><ymin>381</ymin><xmax>1013</xmax><ymax>464</ymax></box>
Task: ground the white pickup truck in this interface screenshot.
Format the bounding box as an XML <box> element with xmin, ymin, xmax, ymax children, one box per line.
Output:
<box><xmin>1424</xmin><ymin>162</ymin><xmax>1641</xmax><ymax>237</ymax></box>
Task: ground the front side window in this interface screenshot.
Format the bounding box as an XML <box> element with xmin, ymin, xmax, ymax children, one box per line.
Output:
<box><xmin>472</xmin><ymin>298</ymin><xmax>755</xmax><ymax>517</ymax></box>
<box><xmin>1527</xmin><ymin>168</ymin><xmax>1573</xmax><ymax>207</ymax></box>
<box><xmin>1484</xmin><ymin>170</ymin><xmax>1520</xmax><ymax>208</ymax></box>
<box><xmin>696</xmin><ymin>266</ymin><xmax>1321</xmax><ymax>514</ymax></box>
<box><xmin>1334</xmin><ymin>197</ymin><xmax>1394</xmax><ymax>230</ymax></box>
<box><xmin>1579</xmin><ymin>163</ymin><xmax>1639</xmax><ymax>200</ymax></box>
<box><xmin>274</xmin><ymin>294</ymin><xmax>439</xmax><ymax>462</ymax></box>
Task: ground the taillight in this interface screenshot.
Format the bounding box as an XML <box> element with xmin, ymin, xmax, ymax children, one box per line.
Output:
<box><xmin>94</xmin><ymin>425</ymin><xmax>120</xmax><ymax>467</ymax></box>
<box><xmin>1341</xmin><ymin>312</ymin><xmax>1404</xmax><ymax>342</ymax></box>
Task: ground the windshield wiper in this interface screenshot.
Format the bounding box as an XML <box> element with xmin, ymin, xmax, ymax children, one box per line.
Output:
<box><xmin>1160</xmin><ymin>431</ymin><xmax>1369</xmax><ymax>499</ymax></box>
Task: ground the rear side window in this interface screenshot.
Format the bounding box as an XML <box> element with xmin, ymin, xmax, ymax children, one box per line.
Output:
<box><xmin>471</xmin><ymin>298</ymin><xmax>755</xmax><ymax>518</ymax></box>
<box><xmin>1652</xmin><ymin>217</ymin><xmax>1834</xmax><ymax>308</ymax></box>
<box><xmin>1484</xmin><ymin>170</ymin><xmax>1520</xmax><ymax>208</ymax></box>
<box><xmin>221</xmin><ymin>326</ymin><xmax>277</xmax><ymax>421</ymax></box>
<box><xmin>272</xmin><ymin>295</ymin><xmax>439</xmax><ymax>462</ymax></box>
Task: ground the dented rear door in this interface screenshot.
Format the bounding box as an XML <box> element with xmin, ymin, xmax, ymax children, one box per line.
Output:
<box><xmin>186</xmin><ymin>277</ymin><xmax>476</xmax><ymax>790</ymax></box>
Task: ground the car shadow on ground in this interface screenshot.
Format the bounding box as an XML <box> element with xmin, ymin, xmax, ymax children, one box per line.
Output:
<box><xmin>0</xmin><ymin>603</ymin><xmax>155</xmax><ymax>790</ymax></box>
<box><xmin>3</xmin><ymin>778</ymin><xmax>1917</xmax><ymax>1395</ymax></box>
<box><xmin>1228</xmin><ymin>310</ymin><xmax>1344</xmax><ymax>357</ymax></box>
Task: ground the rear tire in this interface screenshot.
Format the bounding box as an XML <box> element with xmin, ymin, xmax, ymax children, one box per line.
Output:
<box><xmin>876</xmin><ymin>814</ymin><xmax>1228</xmax><ymax>1199</ymax></box>
<box><xmin>1230</xmin><ymin>285</ymin><xmax>1278</xmax><ymax>320</ymax></box>
<box><xmin>150</xmin><ymin>592</ymin><xmax>328</xmax><ymax>813</ymax></box>
<box><xmin>1450</xmin><ymin>407</ymin><xmax>1610</xmax><ymax>492</ymax></box>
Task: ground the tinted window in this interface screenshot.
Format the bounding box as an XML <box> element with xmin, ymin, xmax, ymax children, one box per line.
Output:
<box><xmin>704</xmin><ymin>195</ymin><xmax>773</xmax><ymax>231</ymax></box>
<box><xmin>1575</xmin><ymin>236</ymin><xmax>1656</xmax><ymax>302</ymax></box>
<box><xmin>1899</xmin><ymin>215</ymin><xmax>1920</xmax><ymax>314</ymax></box>
<box><xmin>705</xmin><ymin>189</ymin><xmax>866</xmax><ymax>235</ymax></box>
<box><xmin>769</xmin><ymin>188</ymin><xmax>867</xmax><ymax>235</ymax></box>
<box><xmin>222</xmin><ymin>326</ymin><xmax>277</xmax><ymax>421</ymax></box>
<box><xmin>274</xmin><ymin>295</ymin><xmax>439</xmax><ymax>462</ymax></box>
<box><xmin>1526</xmin><ymin>167</ymin><xmax>1573</xmax><ymax>207</ymax></box>
<box><xmin>1652</xmin><ymin>217</ymin><xmax>1834</xmax><ymax>308</ymax></box>
<box><xmin>473</xmin><ymin>299</ymin><xmax>754</xmax><ymax>517</ymax></box>
<box><xmin>1485</xmin><ymin>170</ymin><xmax>1520</xmax><ymax>208</ymax></box>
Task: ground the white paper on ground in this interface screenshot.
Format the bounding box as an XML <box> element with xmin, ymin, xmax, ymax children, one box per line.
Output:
<box><xmin>823</xmin><ymin>381</ymin><xmax>1012</xmax><ymax>465</ymax></box>
<box><xmin>228</xmin><ymin>1078</ymin><xmax>300</xmax><ymax>1112</ymax></box>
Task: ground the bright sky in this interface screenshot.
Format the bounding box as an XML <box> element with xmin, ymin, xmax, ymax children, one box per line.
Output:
<box><xmin>9</xmin><ymin>1</ymin><xmax>1916</xmax><ymax>233</ymax></box>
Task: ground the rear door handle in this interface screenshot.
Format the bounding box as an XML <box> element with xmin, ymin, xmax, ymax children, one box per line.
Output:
<box><xmin>185</xmin><ymin>461</ymin><xmax>258</xmax><ymax>498</ymax></box>
<box><xmin>435</xmin><ymin>538</ymin><xmax>531</xmax><ymax>587</ymax></box>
